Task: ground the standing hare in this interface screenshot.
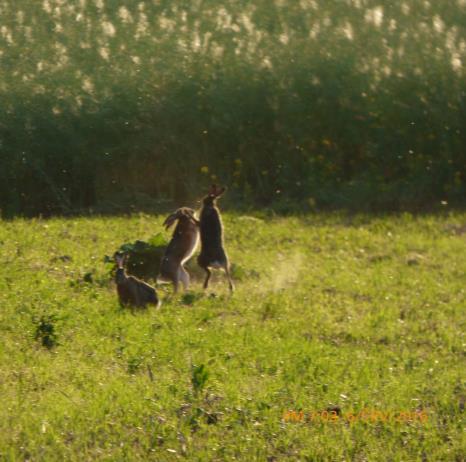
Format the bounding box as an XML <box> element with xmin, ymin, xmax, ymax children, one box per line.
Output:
<box><xmin>158</xmin><ymin>207</ymin><xmax>199</xmax><ymax>293</ymax></box>
<box><xmin>197</xmin><ymin>184</ymin><xmax>234</xmax><ymax>292</ymax></box>
<box><xmin>115</xmin><ymin>254</ymin><xmax>160</xmax><ymax>308</ymax></box>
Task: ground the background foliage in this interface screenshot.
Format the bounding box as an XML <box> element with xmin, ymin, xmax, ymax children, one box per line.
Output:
<box><xmin>1</xmin><ymin>0</ymin><xmax>465</xmax><ymax>215</ymax></box>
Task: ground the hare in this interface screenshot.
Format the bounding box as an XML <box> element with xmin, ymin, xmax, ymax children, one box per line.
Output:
<box><xmin>158</xmin><ymin>207</ymin><xmax>199</xmax><ymax>293</ymax></box>
<box><xmin>197</xmin><ymin>184</ymin><xmax>234</xmax><ymax>292</ymax></box>
<box><xmin>115</xmin><ymin>253</ymin><xmax>160</xmax><ymax>308</ymax></box>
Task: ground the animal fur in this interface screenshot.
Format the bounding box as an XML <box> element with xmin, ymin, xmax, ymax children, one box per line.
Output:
<box><xmin>115</xmin><ymin>254</ymin><xmax>160</xmax><ymax>308</ymax></box>
<box><xmin>197</xmin><ymin>184</ymin><xmax>234</xmax><ymax>292</ymax></box>
<box><xmin>158</xmin><ymin>207</ymin><xmax>199</xmax><ymax>293</ymax></box>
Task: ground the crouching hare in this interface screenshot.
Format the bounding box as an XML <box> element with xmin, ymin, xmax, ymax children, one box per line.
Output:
<box><xmin>158</xmin><ymin>207</ymin><xmax>199</xmax><ymax>293</ymax></box>
<box><xmin>197</xmin><ymin>184</ymin><xmax>234</xmax><ymax>292</ymax></box>
<box><xmin>115</xmin><ymin>254</ymin><xmax>160</xmax><ymax>308</ymax></box>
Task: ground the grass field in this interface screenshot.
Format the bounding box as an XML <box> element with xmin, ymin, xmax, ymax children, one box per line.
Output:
<box><xmin>0</xmin><ymin>212</ymin><xmax>464</xmax><ymax>460</ymax></box>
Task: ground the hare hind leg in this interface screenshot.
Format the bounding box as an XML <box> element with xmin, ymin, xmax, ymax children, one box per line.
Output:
<box><xmin>178</xmin><ymin>266</ymin><xmax>190</xmax><ymax>291</ymax></box>
<box><xmin>202</xmin><ymin>267</ymin><xmax>212</xmax><ymax>289</ymax></box>
<box><xmin>224</xmin><ymin>265</ymin><xmax>234</xmax><ymax>293</ymax></box>
<box><xmin>172</xmin><ymin>279</ymin><xmax>179</xmax><ymax>294</ymax></box>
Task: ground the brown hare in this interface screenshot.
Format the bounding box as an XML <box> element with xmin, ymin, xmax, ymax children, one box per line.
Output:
<box><xmin>197</xmin><ymin>184</ymin><xmax>234</xmax><ymax>292</ymax></box>
<box><xmin>115</xmin><ymin>254</ymin><xmax>160</xmax><ymax>308</ymax></box>
<box><xmin>158</xmin><ymin>207</ymin><xmax>199</xmax><ymax>293</ymax></box>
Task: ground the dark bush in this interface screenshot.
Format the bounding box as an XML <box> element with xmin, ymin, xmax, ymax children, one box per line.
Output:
<box><xmin>1</xmin><ymin>1</ymin><xmax>465</xmax><ymax>215</ymax></box>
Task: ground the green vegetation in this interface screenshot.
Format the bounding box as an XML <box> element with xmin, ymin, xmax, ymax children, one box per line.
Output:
<box><xmin>0</xmin><ymin>212</ymin><xmax>464</xmax><ymax>460</ymax></box>
<box><xmin>1</xmin><ymin>0</ymin><xmax>465</xmax><ymax>215</ymax></box>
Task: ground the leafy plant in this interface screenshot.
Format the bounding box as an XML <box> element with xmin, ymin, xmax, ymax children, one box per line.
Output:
<box><xmin>33</xmin><ymin>315</ymin><xmax>59</xmax><ymax>349</ymax></box>
<box><xmin>127</xmin><ymin>356</ymin><xmax>144</xmax><ymax>375</ymax></box>
<box><xmin>111</xmin><ymin>235</ymin><xmax>169</xmax><ymax>279</ymax></box>
<box><xmin>191</xmin><ymin>364</ymin><xmax>209</xmax><ymax>395</ymax></box>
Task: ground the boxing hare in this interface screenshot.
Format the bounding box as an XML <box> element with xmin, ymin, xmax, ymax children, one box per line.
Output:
<box><xmin>197</xmin><ymin>185</ymin><xmax>234</xmax><ymax>292</ymax></box>
<box><xmin>158</xmin><ymin>207</ymin><xmax>199</xmax><ymax>293</ymax></box>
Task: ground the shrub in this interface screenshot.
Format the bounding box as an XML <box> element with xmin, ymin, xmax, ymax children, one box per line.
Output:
<box><xmin>1</xmin><ymin>1</ymin><xmax>465</xmax><ymax>215</ymax></box>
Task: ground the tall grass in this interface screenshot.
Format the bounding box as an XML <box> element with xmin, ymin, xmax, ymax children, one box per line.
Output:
<box><xmin>1</xmin><ymin>0</ymin><xmax>465</xmax><ymax>215</ymax></box>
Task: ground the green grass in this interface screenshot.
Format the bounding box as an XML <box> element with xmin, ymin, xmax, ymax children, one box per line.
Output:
<box><xmin>0</xmin><ymin>212</ymin><xmax>464</xmax><ymax>460</ymax></box>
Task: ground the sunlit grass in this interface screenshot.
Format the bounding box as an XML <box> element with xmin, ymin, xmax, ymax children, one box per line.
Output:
<box><xmin>0</xmin><ymin>212</ymin><xmax>464</xmax><ymax>460</ymax></box>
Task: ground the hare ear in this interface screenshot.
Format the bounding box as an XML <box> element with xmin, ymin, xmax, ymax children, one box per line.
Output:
<box><xmin>208</xmin><ymin>184</ymin><xmax>217</xmax><ymax>195</ymax></box>
<box><xmin>115</xmin><ymin>253</ymin><xmax>124</xmax><ymax>267</ymax></box>
<box><xmin>163</xmin><ymin>212</ymin><xmax>178</xmax><ymax>230</ymax></box>
<box><xmin>214</xmin><ymin>185</ymin><xmax>226</xmax><ymax>197</ymax></box>
<box><xmin>181</xmin><ymin>207</ymin><xmax>192</xmax><ymax>217</ymax></box>
<box><xmin>182</xmin><ymin>208</ymin><xmax>198</xmax><ymax>224</ymax></box>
